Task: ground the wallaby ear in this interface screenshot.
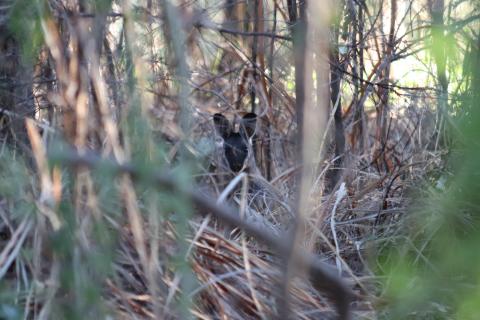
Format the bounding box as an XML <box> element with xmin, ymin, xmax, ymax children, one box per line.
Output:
<box><xmin>213</xmin><ymin>113</ymin><xmax>230</xmax><ymax>138</ymax></box>
<box><xmin>240</xmin><ymin>112</ymin><xmax>257</xmax><ymax>139</ymax></box>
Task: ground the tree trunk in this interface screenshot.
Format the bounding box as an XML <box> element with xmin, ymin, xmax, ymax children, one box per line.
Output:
<box><xmin>327</xmin><ymin>3</ymin><xmax>346</xmax><ymax>191</ymax></box>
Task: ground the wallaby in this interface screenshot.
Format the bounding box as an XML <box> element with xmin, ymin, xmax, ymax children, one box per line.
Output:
<box><xmin>212</xmin><ymin>112</ymin><xmax>293</xmax><ymax>235</ymax></box>
<box><xmin>213</xmin><ymin>112</ymin><xmax>257</xmax><ymax>172</ymax></box>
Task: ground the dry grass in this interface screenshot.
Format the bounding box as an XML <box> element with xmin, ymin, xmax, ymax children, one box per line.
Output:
<box><xmin>0</xmin><ymin>101</ymin><xmax>441</xmax><ymax>319</ymax></box>
<box><xmin>0</xmin><ymin>1</ymin><xmax>447</xmax><ymax>319</ymax></box>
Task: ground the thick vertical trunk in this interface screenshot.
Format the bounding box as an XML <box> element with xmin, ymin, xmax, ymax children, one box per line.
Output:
<box><xmin>429</xmin><ymin>0</ymin><xmax>448</xmax><ymax>149</ymax></box>
<box><xmin>350</xmin><ymin>0</ymin><xmax>365</xmax><ymax>152</ymax></box>
<box><xmin>377</xmin><ymin>0</ymin><xmax>396</xmax><ymax>143</ymax></box>
<box><xmin>223</xmin><ymin>0</ymin><xmax>244</xmax><ymax>31</ymax></box>
<box><xmin>327</xmin><ymin>4</ymin><xmax>346</xmax><ymax>190</ymax></box>
<box><xmin>374</xmin><ymin>0</ymin><xmax>396</xmax><ymax>172</ymax></box>
<box><xmin>429</xmin><ymin>0</ymin><xmax>447</xmax><ymax>94</ymax></box>
<box><xmin>292</xmin><ymin>0</ymin><xmax>305</xmax><ymax>159</ymax></box>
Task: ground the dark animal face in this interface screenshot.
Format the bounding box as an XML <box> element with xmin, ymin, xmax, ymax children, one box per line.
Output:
<box><xmin>213</xmin><ymin>112</ymin><xmax>257</xmax><ymax>172</ymax></box>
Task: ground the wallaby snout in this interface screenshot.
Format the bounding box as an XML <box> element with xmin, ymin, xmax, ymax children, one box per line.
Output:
<box><xmin>213</xmin><ymin>112</ymin><xmax>257</xmax><ymax>172</ymax></box>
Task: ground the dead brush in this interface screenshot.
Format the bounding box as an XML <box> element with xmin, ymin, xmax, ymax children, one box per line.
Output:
<box><xmin>0</xmin><ymin>0</ymin><xmax>451</xmax><ymax>319</ymax></box>
<box><xmin>209</xmin><ymin>112</ymin><xmax>294</xmax><ymax>235</ymax></box>
<box><xmin>106</xmin><ymin>220</ymin><xmax>357</xmax><ymax>319</ymax></box>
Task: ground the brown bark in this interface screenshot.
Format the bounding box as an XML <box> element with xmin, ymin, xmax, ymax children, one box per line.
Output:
<box><xmin>327</xmin><ymin>2</ymin><xmax>346</xmax><ymax>190</ymax></box>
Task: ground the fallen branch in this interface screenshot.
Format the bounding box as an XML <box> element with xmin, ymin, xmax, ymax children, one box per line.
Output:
<box><xmin>49</xmin><ymin>148</ymin><xmax>352</xmax><ymax>320</ymax></box>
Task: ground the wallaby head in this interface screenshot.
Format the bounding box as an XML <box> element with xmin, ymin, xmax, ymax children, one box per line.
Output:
<box><xmin>213</xmin><ymin>112</ymin><xmax>257</xmax><ymax>172</ymax></box>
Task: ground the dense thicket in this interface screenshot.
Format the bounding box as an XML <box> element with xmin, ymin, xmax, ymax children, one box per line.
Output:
<box><xmin>0</xmin><ymin>1</ymin><xmax>479</xmax><ymax>319</ymax></box>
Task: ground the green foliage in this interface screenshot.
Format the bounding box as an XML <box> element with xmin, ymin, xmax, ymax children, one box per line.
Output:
<box><xmin>8</xmin><ymin>0</ymin><xmax>43</xmax><ymax>63</ymax></box>
<box><xmin>0</xmin><ymin>151</ymin><xmax>29</xmax><ymax>202</ymax></box>
<box><xmin>379</xmin><ymin>30</ymin><xmax>480</xmax><ymax>320</ymax></box>
<box><xmin>0</xmin><ymin>150</ymin><xmax>36</xmax><ymax>223</ymax></box>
